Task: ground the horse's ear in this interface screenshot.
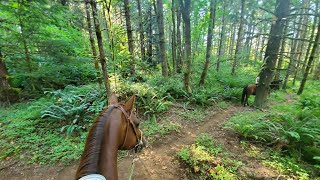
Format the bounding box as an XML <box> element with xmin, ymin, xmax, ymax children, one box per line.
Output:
<box><xmin>108</xmin><ymin>92</ymin><xmax>118</xmax><ymax>105</ymax></box>
<box><xmin>124</xmin><ymin>95</ymin><xmax>136</xmax><ymax>112</ymax></box>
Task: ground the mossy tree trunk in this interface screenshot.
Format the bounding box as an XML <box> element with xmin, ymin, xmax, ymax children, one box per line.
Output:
<box><xmin>179</xmin><ymin>0</ymin><xmax>192</xmax><ymax>93</ymax></box>
<box><xmin>91</xmin><ymin>0</ymin><xmax>110</xmax><ymax>95</ymax></box>
<box><xmin>85</xmin><ymin>0</ymin><xmax>102</xmax><ymax>84</ymax></box>
<box><xmin>199</xmin><ymin>0</ymin><xmax>216</xmax><ymax>86</ymax></box>
<box><xmin>254</xmin><ymin>0</ymin><xmax>290</xmax><ymax>108</ymax></box>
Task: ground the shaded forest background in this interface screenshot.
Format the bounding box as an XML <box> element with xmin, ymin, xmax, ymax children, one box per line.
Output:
<box><xmin>0</xmin><ymin>0</ymin><xmax>319</xmax><ymax>179</ymax></box>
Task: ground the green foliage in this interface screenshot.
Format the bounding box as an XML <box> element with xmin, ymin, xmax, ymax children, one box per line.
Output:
<box><xmin>225</xmin><ymin>87</ymin><xmax>320</xmax><ymax>175</ymax></box>
<box><xmin>0</xmin><ymin>97</ymin><xmax>85</xmax><ymax>164</ymax></box>
<box><xmin>263</xmin><ymin>151</ymin><xmax>315</xmax><ymax>179</ymax></box>
<box><xmin>141</xmin><ymin>115</ymin><xmax>181</xmax><ymax>142</ymax></box>
<box><xmin>177</xmin><ymin>134</ymin><xmax>238</xmax><ymax>179</ymax></box>
<box><xmin>41</xmin><ymin>85</ymin><xmax>106</xmax><ymax>135</ymax></box>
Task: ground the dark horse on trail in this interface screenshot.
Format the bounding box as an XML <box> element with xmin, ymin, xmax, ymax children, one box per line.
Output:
<box><xmin>241</xmin><ymin>80</ymin><xmax>282</xmax><ymax>107</ymax></box>
<box><xmin>75</xmin><ymin>93</ymin><xmax>147</xmax><ymax>180</ymax></box>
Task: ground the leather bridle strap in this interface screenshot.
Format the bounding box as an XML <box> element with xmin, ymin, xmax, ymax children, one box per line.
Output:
<box><xmin>108</xmin><ymin>104</ymin><xmax>142</xmax><ymax>149</ymax></box>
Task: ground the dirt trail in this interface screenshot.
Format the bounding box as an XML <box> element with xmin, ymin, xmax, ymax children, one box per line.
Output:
<box><xmin>0</xmin><ymin>105</ymin><xmax>278</xmax><ymax>180</ymax></box>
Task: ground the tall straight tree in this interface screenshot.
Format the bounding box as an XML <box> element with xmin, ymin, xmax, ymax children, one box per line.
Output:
<box><xmin>172</xmin><ymin>0</ymin><xmax>177</xmax><ymax>73</ymax></box>
<box><xmin>136</xmin><ymin>0</ymin><xmax>145</xmax><ymax>62</ymax></box>
<box><xmin>156</xmin><ymin>0</ymin><xmax>168</xmax><ymax>77</ymax></box>
<box><xmin>302</xmin><ymin>0</ymin><xmax>318</xmax><ymax>73</ymax></box>
<box><xmin>297</xmin><ymin>20</ymin><xmax>320</xmax><ymax>94</ymax></box>
<box><xmin>292</xmin><ymin>0</ymin><xmax>310</xmax><ymax>85</ymax></box>
<box><xmin>217</xmin><ymin>0</ymin><xmax>226</xmax><ymax>72</ymax></box>
<box><xmin>84</xmin><ymin>0</ymin><xmax>101</xmax><ymax>84</ymax></box>
<box><xmin>179</xmin><ymin>0</ymin><xmax>191</xmax><ymax>93</ymax></box>
<box><xmin>176</xmin><ymin>2</ymin><xmax>183</xmax><ymax>73</ymax></box>
<box><xmin>123</xmin><ymin>0</ymin><xmax>135</xmax><ymax>75</ymax></box>
<box><xmin>254</xmin><ymin>0</ymin><xmax>290</xmax><ymax>108</ymax></box>
<box><xmin>231</xmin><ymin>0</ymin><xmax>245</xmax><ymax>75</ymax></box>
<box><xmin>146</xmin><ymin>4</ymin><xmax>153</xmax><ymax>65</ymax></box>
<box><xmin>199</xmin><ymin>0</ymin><xmax>216</xmax><ymax>86</ymax></box>
<box><xmin>274</xmin><ymin>19</ymin><xmax>288</xmax><ymax>81</ymax></box>
<box><xmin>91</xmin><ymin>0</ymin><xmax>110</xmax><ymax>95</ymax></box>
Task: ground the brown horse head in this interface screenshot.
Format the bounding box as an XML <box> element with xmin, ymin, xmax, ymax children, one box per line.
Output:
<box><xmin>75</xmin><ymin>93</ymin><xmax>147</xmax><ymax>180</ymax></box>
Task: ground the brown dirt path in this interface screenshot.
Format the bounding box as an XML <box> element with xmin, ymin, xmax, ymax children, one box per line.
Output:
<box><xmin>0</xmin><ymin>105</ymin><xmax>278</xmax><ymax>180</ymax></box>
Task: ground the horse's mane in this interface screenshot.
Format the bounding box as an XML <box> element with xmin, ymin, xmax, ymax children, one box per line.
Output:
<box><xmin>75</xmin><ymin>106</ymin><xmax>116</xmax><ymax>179</ymax></box>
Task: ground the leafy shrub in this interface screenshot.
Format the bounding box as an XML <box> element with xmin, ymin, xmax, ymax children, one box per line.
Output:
<box><xmin>178</xmin><ymin>134</ymin><xmax>237</xmax><ymax>179</ymax></box>
<box><xmin>225</xmin><ymin>98</ymin><xmax>320</xmax><ymax>166</ymax></box>
<box><xmin>41</xmin><ymin>85</ymin><xmax>106</xmax><ymax>135</ymax></box>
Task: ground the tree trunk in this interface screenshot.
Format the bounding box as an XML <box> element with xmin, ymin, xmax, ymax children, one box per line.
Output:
<box><xmin>171</xmin><ymin>0</ymin><xmax>177</xmax><ymax>73</ymax></box>
<box><xmin>232</xmin><ymin>0</ymin><xmax>245</xmax><ymax>75</ymax></box>
<box><xmin>313</xmin><ymin>62</ymin><xmax>320</xmax><ymax>80</ymax></box>
<box><xmin>229</xmin><ymin>22</ymin><xmax>237</xmax><ymax>57</ymax></box>
<box><xmin>302</xmin><ymin>0</ymin><xmax>318</xmax><ymax>75</ymax></box>
<box><xmin>298</xmin><ymin>21</ymin><xmax>320</xmax><ymax>95</ymax></box>
<box><xmin>199</xmin><ymin>0</ymin><xmax>216</xmax><ymax>86</ymax></box>
<box><xmin>85</xmin><ymin>0</ymin><xmax>102</xmax><ymax>84</ymax></box>
<box><xmin>136</xmin><ymin>0</ymin><xmax>145</xmax><ymax>62</ymax></box>
<box><xmin>156</xmin><ymin>0</ymin><xmax>168</xmax><ymax>77</ymax></box>
<box><xmin>274</xmin><ymin>19</ymin><xmax>288</xmax><ymax>81</ymax></box>
<box><xmin>91</xmin><ymin>0</ymin><xmax>110</xmax><ymax>95</ymax></box>
<box><xmin>292</xmin><ymin>0</ymin><xmax>310</xmax><ymax>85</ymax></box>
<box><xmin>254</xmin><ymin>0</ymin><xmax>290</xmax><ymax>108</ymax></box>
<box><xmin>179</xmin><ymin>0</ymin><xmax>191</xmax><ymax>93</ymax></box>
<box><xmin>0</xmin><ymin>48</ymin><xmax>9</xmax><ymax>88</ymax></box>
<box><xmin>176</xmin><ymin>2</ymin><xmax>183</xmax><ymax>73</ymax></box>
<box><xmin>259</xmin><ymin>26</ymin><xmax>267</xmax><ymax>61</ymax></box>
<box><xmin>217</xmin><ymin>0</ymin><xmax>226</xmax><ymax>72</ymax></box>
<box><xmin>147</xmin><ymin>4</ymin><xmax>153</xmax><ymax>66</ymax></box>
<box><xmin>123</xmin><ymin>0</ymin><xmax>135</xmax><ymax>75</ymax></box>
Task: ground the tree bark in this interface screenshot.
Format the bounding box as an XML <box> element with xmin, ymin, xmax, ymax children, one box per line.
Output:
<box><xmin>156</xmin><ymin>0</ymin><xmax>168</xmax><ymax>77</ymax></box>
<box><xmin>147</xmin><ymin>4</ymin><xmax>153</xmax><ymax>66</ymax></box>
<box><xmin>229</xmin><ymin>22</ymin><xmax>237</xmax><ymax>57</ymax></box>
<box><xmin>176</xmin><ymin>2</ymin><xmax>183</xmax><ymax>73</ymax></box>
<box><xmin>302</xmin><ymin>0</ymin><xmax>318</xmax><ymax>75</ymax></box>
<box><xmin>313</xmin><ymin>62</ymin><xmax>320</xmax><ymax>80</ymax></box>
<box><xmin>136</xmin><ymin>0</ymin><xmax>145</xmax><ymax>62</ymax></box>
<box><xmin>171</xmin><ymin>0</ymin><xmax>177</xmax><ymax>73</ymax></box>
<box><xmin>274</xmin><ymin>19</ymin><xmax>288</xmax><ymax>81</ymax></box>
<box><xmin>123</xmin><ymin>0</ymin><xmax>135</xmax><ymax>75</ymax></box>
<box><xmin>179</xmin><ymin>0</ymin><xmax>191</xmax><ymax>93</ymax></box>
<box><xmin>254</xmin><ymin>0</ymin><xmax>290</xmax><ymax>108</ymax></box>
<box><xmin>298</xmin><ymin>21</ymin><xmax>320</xmax><ymax>95</ymax></box>
<box><xmin>217</xmin><ymin>0</ymin><xmax>226</xmax><ymax>72</ymax></box>
<box><xmin>91</xmin><ymin>0</ymin><xmax>110</xmax><ymax>95</ymax></box>
<box><xmin>85</xmin><ymin>0</ymin><xmax>102</xmax><ymax>84</ymax></box>
<box><xmin>199</xmin><ymin>0</ymin><xmax>216</xmax><ymax>86</ymax></box>
<box><xmin>283</xmin><ymin>17</ymin><xmax>302</xmax><ymax>90</ymax></box>
<box><xmin>0</xmin><ymin>48</ymin><xmax>9</xmax><ymax>88</ymax></box>
<box><xmin>292</xmin><ymin>0</ymin><xmax>310</xmax><ymax>85</ymax></box>
<box><xmin>232</xmin><ymin>0</ymin><xmax>245</xmax><ymax>75</ymax></box>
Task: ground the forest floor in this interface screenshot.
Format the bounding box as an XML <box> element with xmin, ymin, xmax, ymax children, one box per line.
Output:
<box><xmin>0</xmin><ymin>104</ymin><xmax>280</xmax><ymax>180</ymax></box>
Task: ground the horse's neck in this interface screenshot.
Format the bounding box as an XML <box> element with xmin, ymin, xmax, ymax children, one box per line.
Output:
<box><xmin>99</xmin><ymin>124</ymin><xmax>121</xmax><ymax>180</ymax></box>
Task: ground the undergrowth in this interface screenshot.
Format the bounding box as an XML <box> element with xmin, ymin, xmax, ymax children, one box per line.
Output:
<box><xmin>225</xmin><ymin>81</ymin><xmax>320</xmax><ymax>178</ymax></box>
<box><xmin>177</xmin><ymin>134</ymin><xmax>241</xmax><ymax>179</ymax></box>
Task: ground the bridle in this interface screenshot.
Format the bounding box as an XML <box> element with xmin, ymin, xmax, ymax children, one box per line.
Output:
<box><xmin>109</xmin><ymin>104</ymin><xmax>144</xmax><ymax>152</ymax></box>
